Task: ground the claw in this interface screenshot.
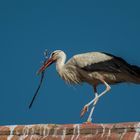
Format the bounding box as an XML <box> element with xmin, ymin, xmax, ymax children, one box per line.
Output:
<box><xmin>80</xmin><ymin>105</ymin><xmax>88</xmax><ymax>118</ymax></box>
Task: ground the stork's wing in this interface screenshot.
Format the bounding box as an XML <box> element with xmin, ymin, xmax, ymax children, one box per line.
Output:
<box><xmin>66</xmin><ymin>52</ymin><xmax>134</xmax><ymax>74</ymax></box>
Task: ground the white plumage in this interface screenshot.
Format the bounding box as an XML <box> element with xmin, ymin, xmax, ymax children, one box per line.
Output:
<box><xmin>70</xmin><ymin>52</ymin><xmax>113</xmax><ymax>67</ymax></box>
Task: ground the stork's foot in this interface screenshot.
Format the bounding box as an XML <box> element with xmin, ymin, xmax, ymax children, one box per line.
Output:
<box><xmin>82</xmin><ymin>121</ymin><xmax>93</xmax><ymax>125</ymax></box>
<box><xmin>80</xmin><ymin>105</ymin><xmax>89</xmax><ymax>118</ymax></box>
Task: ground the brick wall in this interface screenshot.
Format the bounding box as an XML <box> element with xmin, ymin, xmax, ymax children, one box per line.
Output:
<box><xmin>0</xmin><ymin>122</ymin><xmax>140</xmax><ymax>140</ymax></box>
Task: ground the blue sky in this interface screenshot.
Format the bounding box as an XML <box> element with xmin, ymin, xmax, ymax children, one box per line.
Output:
<box><xmin>0</xmin><ymin>0</ymin><xmax>140</xmax><ymax>125</ymax></box>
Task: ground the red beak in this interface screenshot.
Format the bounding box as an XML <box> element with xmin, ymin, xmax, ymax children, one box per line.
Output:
<box><xmin>37</xmin><ymin>58</ymin><xmax>54</xmax><ymax>75</ymax></box>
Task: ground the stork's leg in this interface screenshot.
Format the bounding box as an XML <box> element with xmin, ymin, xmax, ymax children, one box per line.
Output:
<box><xmin>87</xmin><ymin>80</ymin><xmax>111</xmax><ymax>122</ymax></box>
<box><xmin>80</xmin><ymin>85</ymin><xmax>98</xmax><ymax>118</ymax></box>
<box><xmin>87</xmin><ymin>88</ymin><xmax>99</xmax><ymax>122</ymax></box>
<box><xmin>80</xmin><ymin>80</ymin><xmax>111</xmax><ymax>122</ymax></box>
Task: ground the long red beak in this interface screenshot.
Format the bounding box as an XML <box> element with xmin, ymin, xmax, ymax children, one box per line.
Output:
<box><xmin>37</xmin><ymin>58</ymin><xmax>54</xmax><ymax>75</ymax></box>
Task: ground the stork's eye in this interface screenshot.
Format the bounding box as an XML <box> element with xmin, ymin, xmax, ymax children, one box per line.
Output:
<box><xmin>51</xmin><ymin>52</ymin><xmax>55</xmax><ymax>56</ymax></box>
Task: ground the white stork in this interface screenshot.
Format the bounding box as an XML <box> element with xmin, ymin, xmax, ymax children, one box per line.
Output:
<box><xmin>38</xmin><ymin>50</ymin><xmax>140</xmax><ymax>122</ymax></box>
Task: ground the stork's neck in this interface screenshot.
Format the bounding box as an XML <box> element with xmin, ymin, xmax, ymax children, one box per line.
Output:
<box><xmin>56</xmin><ymin>54</ymin><xmax>66</xmax><ymax>73</ymax></box>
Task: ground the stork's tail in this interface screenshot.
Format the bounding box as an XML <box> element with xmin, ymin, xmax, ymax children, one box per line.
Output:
<box><xmin>129</xmin><ymin>65</ymin><xmax>140</xmax><ymax>84</ymax></box>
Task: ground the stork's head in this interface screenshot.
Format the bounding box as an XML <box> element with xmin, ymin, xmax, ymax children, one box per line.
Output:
<box><xmin>37</xmin><ymin>50</ymin><xmax>65</xmax><ymax>74</ymax></box>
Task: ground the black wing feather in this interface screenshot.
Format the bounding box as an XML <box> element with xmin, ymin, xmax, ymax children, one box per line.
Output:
<box><xmin>81</xmin><ymin>58</ymin><xmax>122</xmax><ymax>73</ymax></box>
<box><xmin>81</xmin><ymin>52</ymin><xmax>140</xmax><ymax>76</ymax></box>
